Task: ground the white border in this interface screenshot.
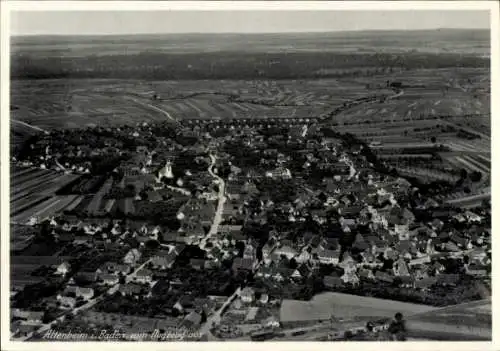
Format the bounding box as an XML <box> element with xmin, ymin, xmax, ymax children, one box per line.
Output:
<box><xmin>1</xmin><ymin>2</ymin><xmax>498</xmax><ymax>351</ymax></box>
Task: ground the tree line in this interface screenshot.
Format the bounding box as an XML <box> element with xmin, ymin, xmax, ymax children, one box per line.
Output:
<box><xmin>12</xmin><ymin>51</ymin><xmax>489</xmax><ymax>80</ymax></box>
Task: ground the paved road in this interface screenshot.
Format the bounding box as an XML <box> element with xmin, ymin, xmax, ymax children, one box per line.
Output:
<box><xmin>199</xmin><ymin>153</ymin><xmax>226</xmax><ymax>250</ymax></box>
<box><xmin>198</xmin><ymin>287</ymin><xmax>241</xmax><ymax>338</ymax></box>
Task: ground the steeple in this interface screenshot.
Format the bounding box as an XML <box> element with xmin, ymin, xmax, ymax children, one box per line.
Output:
<box><xmin>157</xmin><ymin>160</ymin><xmax>174</xmax><ymax>182</ymax></box>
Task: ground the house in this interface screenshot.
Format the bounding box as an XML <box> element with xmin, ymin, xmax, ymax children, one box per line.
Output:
<box><xmin>430</xmin><ymin>218</ymin><xmax>444</xmax><ymax>231</ymax></box>
<box><xmin>64</xmin><ymin>286</ymin><xmax>94</xmax><ymax>300</ymax></box>
<box><xmin>414</xmin><ymin>276</ymin><xmax>438</xmax><ymax>291</ymax></box>
<box><xmin>243</xmin><ymin>243</ymin><xmax>256</xmax><ymax>260</ymax></box>
<box><xmin>262</xmin><ymin>240</ymin><xmax>277</xmax><ymax>259</ymax></box>
<box><xmin>264</xmin><ymin>316</ymin><xmax>280</xmax><ymax>328</ymax></box>
<box><xmin>295</xmin><ymin>247</ymin><xmax>312</xmax><ymax>264</ymax></box>
<box><xmin>182</xmin><ymin>311</ymin><xmax>202</xmax><ymax>329</ymax></box>
<box><xmin>469</xmin><ymin>248</ymin><xmax>488</xmax><ymax>263</ymax></box>
<box><xmin>358</xmin><ymin>268</ymin><xmax>375</xmax><ymax>280</ymax></box>
<box><xmin>375</xmin><ymin>271</ymin><xmax>394</xmax><ymax>284</ymax></box>
<box><xmin>75</xmin><ymin>271</ymin><xmax>98</xmax><ymax>283</ymax></box>
<box><xmin>240</xmin><ymin>287</ymin><xmax>255</xmax><ymax>303</ymax></box>
<box><xmin>194</xmin><ymin>298</ymin><xmax>217</xmax><ymax>316</ymax></box>
<box><xmin>317</xmin><ymin>249</ymin><xmax>340</xmax><ymax>265</ymax></box>
<box><xmin>265</xmin><ymin>167</ymin><xmax>292</xmax><ymax>179</ymax></box>
<box><xmin>430</xmin><ymin>261</ymin><xmax>446</xmax><ymax>275</ymax></box>
<box><xmin>360</xmin><ymin>251</ymin><xmax>380</xmax><ymax>267</ymax></box>
<box><xmin>291</xmin><ymin>264</ymin><xmax>312</xmax><ymax>280</ymax></box>
<box><xmin>11</xmin><ymin>322</ymin><xmax>39</xmax><ymax>338</ymax></box>
<box><xmin>56</xmin><ymin>261</ymin><xmax>71</xmax><ymax>275</ymax></box>
<box><xmin>273</xmin><ymin>245</ymin><xmax>298</xmax><ymax>260</ymax></box>
<box><xmin>393</xmin><ymin>258</ymin><xmax>410</xmax><ymax>277</ymax></box>
<box><xmin>398</xmin><ymin>275</ymin><xmax>415</xmax><ymax>288</ymax></box>
<box><xmin>99</xmin><ymin>262</ymin><xmax>130</xmax><ymax>276</ymax></box>
<box><xmin>340</xmin><ymin>254</ymin><xmax>357</xmax><ymax>274</ymax></box>
<box><xmin>57</xmin><ymin>295</ymin><xmax>76</xmax><ymax>309</ymax></box>
<box><xmin>175</xmin><ymin>295</ymin><xmax>196</xmax><ymax>314</ymax></box>
<box><xmin>232</xmin><ymin>257</ymin><xmax>256</xmax><ymax>273</ymax></box>
<box><xmin>134</xmin><ymin>269</ymin><xmax>153</xmax><ymax>283</ymax></box>
<box><xmin>464</xmin><ymin>211</ymin><xmax>482</xmax><ymax>223</ymax></box>
<box><xmin>272</xmin><ymin>268</ymin><xmax>294</xmax><ymax>282</ymax></box>
<box><xmin>436</xmin><ymin>274</ymin><xmax>460</xmax><ymax>287</ymax></box>
<box><xmin>190</xmin><ymin>258</ymin><xmax>206</xmax><ymax>270</ymax></box>
<box><xmin>124</xmin><ymin>248</ymin><xmax>142</xmax><ymax>266</ymax></box>
<box><xmin>341</xmin><ymin>271</ymin><xmax>359</xmax><ymax>285</ymax></box>
<box><xmin>323</xmin><ymin>274</ymin><xmax>344</xmax><ymax>289</ymax></box>
<box><xmin>409</xmin><ymin>255</ymin><xmax>431</xmax><ymax>266</ymax></box>
<box><xmin>255</xmin><ymin>265</ymin><xmax>274</xmax><ymax>279</ymax></box>
<box><xmin>352</xmin><ymin>233</ymin><xmax>370</xmax><ymax>252</ymax></box>
<box><xmin>12</xmin><ymin>310</ymin><xmax>44</xmax><ymax>324</ymax></box>
<box><xmin>450</xmin><ymin>234</ymin><xmax>473</xmax><ymax>250</ymax></box>
<box><xmin>118</xmin><ymin>283</ymin><xmax>144</xmax><ymax>296</ymax></box>
<box><xmin>98</xmin><ymin>274</ymin><xmax>119</xmax><ymax>286</ymax></box>
<box><xmin>259</xmin><ymin>293</ymin><xmax>269</xmax><ymax>304</ymax></box>
<box><xmin>441</xmin><ymin>241</ymin><xmax>460</xmax><ymax>252</ymax></box>
<box><xmin>151</xmin><ymin>252</ymin><xmax>177</xmax><ymax>270</ymax></box>
<box><xmin>466</xmin><ymin>264</ymin><xmax>488</xmax><ymax>277</ymax></box>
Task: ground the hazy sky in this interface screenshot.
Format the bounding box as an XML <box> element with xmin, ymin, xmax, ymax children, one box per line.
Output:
<box><xmin>11</xmin><ymin>10</ymin><xmax>489</xmax><ymax>36</ymax></box>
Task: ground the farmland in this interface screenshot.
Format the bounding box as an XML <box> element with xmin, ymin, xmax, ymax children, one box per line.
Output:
<box><xmin>10</xmin><ymin>165</ymin><xmax>83</xmax><ymax>225</ymax></box>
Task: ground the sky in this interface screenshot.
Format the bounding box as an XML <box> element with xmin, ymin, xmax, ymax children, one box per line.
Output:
<box><xmin>11</xmin><ymin>10</ymin><xmax>490</xmax><ymax>36</ymax></box>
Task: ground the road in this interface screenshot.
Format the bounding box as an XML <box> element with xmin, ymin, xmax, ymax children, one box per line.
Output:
<box><xmin>199</xmin><ymin>153</ymin><xmax>226</xmax><ymax>250</ymax></box>
<box><xmin>320</xmin><ymin>89</ymin><xmax>404</xmax><ymax>124</ymax></box>
<box><xmin>445</xmin><ymin>192</ymin><xmax>490</xmax><ymax>208</ymax></box>
<box><xmin>15</xmin><ymin>259</ymin><xmax>153</xmax><ymax>341</ymax></box>
<box><xmin>124</xmin><ymin>96</ymin><xmax>177</xmax><ymax>123</ymax></box>
<box><xmin>11</xmin><ymin>119</ymin><xmax>47</xmax><ymax>133</ymax></box>
<box><xmin>198</xmin><ymin>287</ymin><xmax>241</xmax><ymax>338</ymax></box>
<box><xmin>54</xmin><ymin>159</ymin><xmax>67</xmax><ymax>172</ymax></box>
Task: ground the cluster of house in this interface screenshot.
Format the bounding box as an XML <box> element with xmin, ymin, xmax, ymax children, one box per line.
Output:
<box><xmin>250</xmin><ymin>199</ymin><xmax>490</xmax><ymax>292</ymax></box>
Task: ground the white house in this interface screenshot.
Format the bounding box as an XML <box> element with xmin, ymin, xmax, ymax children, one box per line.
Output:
<box><xmin>56</xmin><ymin>262</ymin><xmax>71</xmax><ymax>276</ymax></box>
<box><xmin>124</xmin><ymin>248</ymin><xmax>142</xmax><ymax>266</ymax></box>
<box><xmin>317</xmin><ymin>249</ymin><xmax>340</xmax><ymax>265</ymax></box>
<box><xmin>240</xmin><ymin>287</ymin><xmax>255</xmax><ymax>303</ymax></box>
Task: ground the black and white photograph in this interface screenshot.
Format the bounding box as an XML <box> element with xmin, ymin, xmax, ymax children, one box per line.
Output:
<box><xmin>1</xmin><ymin>1</ymin><xmax>497</xmax><ymax>348</ymax></box>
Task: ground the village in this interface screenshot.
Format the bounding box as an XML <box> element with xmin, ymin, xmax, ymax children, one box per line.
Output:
<box><xmin>10</xmin><ymin>119</ymin><xmax>491</xmax><ymax>341</ymax></box>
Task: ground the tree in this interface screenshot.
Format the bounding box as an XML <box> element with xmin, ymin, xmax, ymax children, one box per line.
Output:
<box><xmin>460</xmin><ymin>168</ymin><xmax>468</xmax><ymax>180</ymax></box>
<box><xmin>470</xmin><ymin>171</ymin><xmax>482</xmax><ymax>182</ymax></box>
<box><xmin>289</xmin><ymin>258</ymin><xmax>298</xmax><ymax>270</ymax></box>
<box><xmin>430</xmin><ymin>136</ymin><xmax>437</xmax><ymax>143</ymax></box>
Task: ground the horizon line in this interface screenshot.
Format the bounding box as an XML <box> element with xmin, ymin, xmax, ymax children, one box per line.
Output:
<box><xmin>11</xmin><ymin>27</ymin><xmax>490</xmax><ymax>37</ymax></box>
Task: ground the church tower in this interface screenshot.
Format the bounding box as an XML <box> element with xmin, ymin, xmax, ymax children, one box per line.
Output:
<box><xmin>157</xmin><ymin>160</ymin><xmax>174</xmax><ymax>182</ymax></box>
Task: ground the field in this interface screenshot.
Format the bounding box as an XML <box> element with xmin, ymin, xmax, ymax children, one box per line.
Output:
<box><xmin>10</xmin><ymin>165</ymin><xmax>83</xmax><ymax>224</ymax></box>
<box><xmin>10</xmin><ymin>67</ymin><xmax>489</xmax><ymax>128</ymax></box>
<box><xmin>279</xmin><ymin>292</ymin><xmax>436</xmax><ymax>323</ymax></box>
<box><xmin>11</xmin><ymin>255</ymin><xmax>74</xmax><ymax>290</ymax></box>
<box><xmin>405</xmin><ymin>299</ymin><xmax>491</xmax><ymax>340</ymax></box>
